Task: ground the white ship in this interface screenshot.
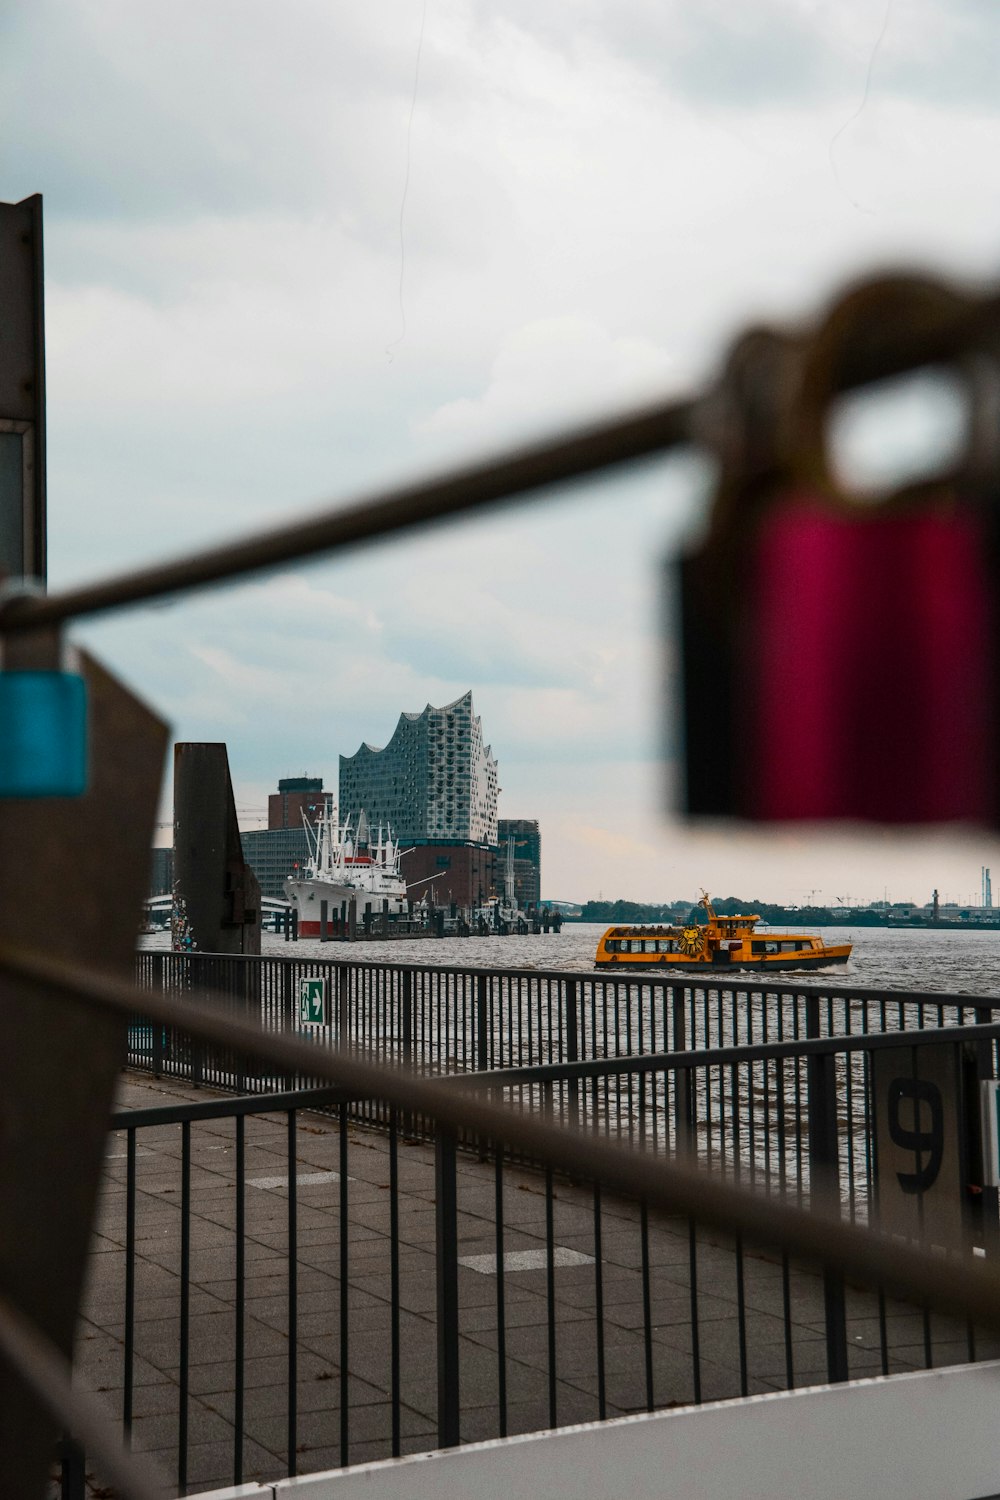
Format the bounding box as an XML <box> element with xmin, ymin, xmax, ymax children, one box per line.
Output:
<box><xmin>283</xmin><ymin>805</ymin><xmax>409</xmax><ymax>936</ymax></box>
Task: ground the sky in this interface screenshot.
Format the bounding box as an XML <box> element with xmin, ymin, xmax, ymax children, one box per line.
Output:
<box><xmin>4</xmin><ymin>0</ymin><xmax>1000</xmax><ymax>905</ymax></box>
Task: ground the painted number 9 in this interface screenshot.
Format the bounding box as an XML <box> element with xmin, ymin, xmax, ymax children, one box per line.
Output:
<box><xmin>887</xmin><ymin>1078</ymin><xmax>944</xmax><ymax>1195</ymax></box>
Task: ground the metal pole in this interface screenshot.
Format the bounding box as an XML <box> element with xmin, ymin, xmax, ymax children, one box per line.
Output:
<box><xmin>806</xmin><ymin>1023</ymin><xmax>849</xmax><ymax>1382</ymax></box>
<box><xmin>435</xmin><ymin>1128</ymin><xmax>460</xmax><ymax>1448</ymax></box>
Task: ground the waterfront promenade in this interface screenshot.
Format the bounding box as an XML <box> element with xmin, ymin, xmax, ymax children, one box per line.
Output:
<box><xmin>73</xmin><ymin>1071</ymin><xmax>977</xmax><ymax>1496</ymax></box>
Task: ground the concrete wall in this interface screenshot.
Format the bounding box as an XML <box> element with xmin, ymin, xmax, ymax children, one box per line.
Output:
<box><xmin>199</xmin><ymin>1360</ymin><xmax>1000</xmax><ymax>1500</ymax></box>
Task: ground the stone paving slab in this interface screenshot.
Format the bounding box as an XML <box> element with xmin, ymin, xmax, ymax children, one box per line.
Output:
<box><xmin>67</xmin><ymin>1070</ymin><xmax>994</xmax><ymax>1497</ymax></box>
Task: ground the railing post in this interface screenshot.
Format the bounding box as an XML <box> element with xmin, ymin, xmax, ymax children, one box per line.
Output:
<box><xmin>973</xmin><ymin>1005</ymin><xmax>1000</xmax><ymax>1255</ymax></box>
<box><xmin>435</xmin><ymin>1127</ymin><xmax>461</xmax><ymax>1448</ymax></box>
<box><xmin>60</xmin><ymin>1437</ymin><xmax>86</xmax><ymax>1500</ymax></box>
<box><xmin>401</xmin><ymin>969</ymin><xmax>413</xmax><ymax>1065</ymax></box>
<box><xmin>565</xmin><ymin>980</ymin><xmax>580</xmax><ymax>1128</ymax></box>
<box><xmin>807</xmin><ymin>1035</ymin><xmax>849</xmax><ymax>1383</ymax></box>
<box><xmin>282</xmin><ymin>960</ymin><xmax>294</xmax><ymax>1088</ymax></box>
<box><xmin>672</xmin><ymin>988</ymin><xmax>693</xmax><ymax>1152</ymax></box>
<box><xmin>476</xmin><ymin>973</ymin><xmax>489</xmax><ymax>1072</ymax></box>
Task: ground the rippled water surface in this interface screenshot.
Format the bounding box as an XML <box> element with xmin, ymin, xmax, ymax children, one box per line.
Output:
<box><xmin>144</xmin><ymin>922</ymin><xmax>1000</xmax><ymax>998</ymax></box>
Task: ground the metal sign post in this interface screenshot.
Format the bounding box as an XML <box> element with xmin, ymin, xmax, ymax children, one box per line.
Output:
<box><xmin>0</xmin><ymin>195</ymin><xmax>45</xmax><ymax>584</ymax></box>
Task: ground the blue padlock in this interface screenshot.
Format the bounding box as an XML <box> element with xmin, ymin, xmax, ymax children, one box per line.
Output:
<box><xmin>0</xmin><ymin>669</ymin><xmax>88</xmax><ymax>797</ymax></box>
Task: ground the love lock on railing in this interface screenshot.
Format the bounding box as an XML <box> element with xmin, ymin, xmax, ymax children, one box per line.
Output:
<box><xmin>679</xmin><ymin>273</ymin><xmax>1000</xmax><ymax>825</ymax></box>
<box><xmin>0</xmin><ymin>584</ymin><xmax>87</xmax><ymax>798</ymax></box>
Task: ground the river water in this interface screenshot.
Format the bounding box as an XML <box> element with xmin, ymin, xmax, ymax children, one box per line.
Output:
<box><xmin>143</xmin><ymin>922</ymin><xmax>1000</xmax><ymax>997</ymax></box>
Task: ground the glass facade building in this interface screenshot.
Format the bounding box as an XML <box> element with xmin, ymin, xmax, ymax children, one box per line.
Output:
<box><xmin>497</xmin><ymin>818</ymin><xmax>541</xmax><ymax>907</ymax></box>
<box><xmin>339</xmin><ymin>691</ymin><xmax>498</xmax><ymax>845</ymax></box>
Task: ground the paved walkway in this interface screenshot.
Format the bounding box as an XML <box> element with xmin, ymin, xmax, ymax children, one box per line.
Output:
<box><xmin>72</xmin><ymin>1071</ymin><xmax>985</xmax><ymax>1496</ymax></box>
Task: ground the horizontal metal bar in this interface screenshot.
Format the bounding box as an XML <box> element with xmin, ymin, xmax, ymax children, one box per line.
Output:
<box><xmin>0</xmin><ymin>396</ymin><xmax>695</xmax><ymax>634</ymax></box>
<box><xmin>134</xmin><ymin>949</ymin><xmax>1000</xmax><ymax>1015</ymax></box>
<box><xmin>465</xmin><ymin>1019</ymin><xmax>1000</xmax><ymax>1086</ymax></box>
<box><xmin>111</xmin><ymin>1082</ymin><xmax>357</xmax><ymax>1130</ymax></box>
<box><xmin>8</xmin><ymin>936</ymin><xmax>1000</xmax><ymax>1337</ymax></box>
<box><xmin>0</xmin><ymin>1293</ymin><xmax>168</xmax><ymax>1500</ymax></box>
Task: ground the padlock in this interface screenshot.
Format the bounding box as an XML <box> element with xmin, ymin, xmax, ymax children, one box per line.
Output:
<box><xmin>0</xmin><ymin>670</ymin><xmax>87</xmax><ymax>796</ymax></box>
<box><xmin>678</xmin><ymin>275</ymin><xmax>1000</xmax><ymax>825</ymax></box>
<box><xmin>0</xmin><ymin>588</ymin><xmax>88</xmax><ymax>796</ymax></box>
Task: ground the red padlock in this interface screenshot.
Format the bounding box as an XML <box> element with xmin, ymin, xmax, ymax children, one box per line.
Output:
<box><xmin>679</xmin><ymin>276</ymin><xmax>1000</xmax><ymax>825</ymax></box>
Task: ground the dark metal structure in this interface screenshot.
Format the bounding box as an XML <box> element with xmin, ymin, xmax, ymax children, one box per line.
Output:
<box><xmin>172</xmin><ymin>743</ymin><xmax>261</xmax><ymax>955</ymax></box>
<box><xmin>0</xmin><ymin>194</ymin><xmax>45</xmax><ymax>583</ymax></box>
<box><xmin>58</xmin><ymin>1014</ymin><xmax>1000</xmax><ymax>1495</ymax></box>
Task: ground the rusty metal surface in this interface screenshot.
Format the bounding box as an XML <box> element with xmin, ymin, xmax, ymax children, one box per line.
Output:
<box><xmin>0</xmin><ymin>396</ymin><xmax>696</xmax><ymax>632</ymax></box>
<box><xmin>0</xmin><ymin>651</ymin><xmax>167</xmax><ymax>1498</ymax></box>
<box><xmin>2</xmin><ymin>273</ymin><xmax>1000</xmax><ymax>637</ymax></box>
<box><xmin>172</xmin><ymin>741</ymin><xmax>261</xmax><ymax>955</ymax></box>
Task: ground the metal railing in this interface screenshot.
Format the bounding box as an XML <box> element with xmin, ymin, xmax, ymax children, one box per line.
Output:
<box><xmin>132</xmin><ymin>948</ymin><xmax>1000</xmax><ymax>1088</ymax></box>
<box><xmin>67</xmin><ymin>1014</ymin><xmax>1000</xmax><ymax>1497</ymax></box>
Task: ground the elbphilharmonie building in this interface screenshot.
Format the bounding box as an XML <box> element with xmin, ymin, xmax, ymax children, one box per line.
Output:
<box><xmin>339</xmin><ymin>691</ymin><xmax>499</xmax><ymax>846</ymax></box>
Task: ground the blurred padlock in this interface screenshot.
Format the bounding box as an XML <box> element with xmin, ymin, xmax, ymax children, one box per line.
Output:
<box><xmin>679</xmin><ymin>275</ymin><xmax>1000</xmax><ymax>824</ymax></box>
<box><xmin>0</xmin><ymin>585</ymin><xmax>87</xmax><ymax>797</ymax></box>
<box><xmin>0</xmin><ymin>669</ymin><xmax>87</xmax><ymax>796</ymax></box>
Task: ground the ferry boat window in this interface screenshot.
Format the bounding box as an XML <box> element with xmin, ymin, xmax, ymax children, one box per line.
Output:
<box><xmin>752</xmin><ymin>941</ymin><xmax>767</xmax><ymax>954</ymax></box>
<box><xmin>605</xmin><ymin>939</ymin><xmax>620</xmax><ymax>952</ymax></box>
<box><xmin>656</xmin><ymin>939</ymin><xmax>675</xmax><ymax>952</ymax></box>
<box><xmin>781</xmin><ymin>941</ymin><xmax>802</xmax><ymax>952</ymax></box>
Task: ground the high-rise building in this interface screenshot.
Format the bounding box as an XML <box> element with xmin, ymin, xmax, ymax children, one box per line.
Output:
<box><xmin>340</xmin><ymin>692</ymin><xmax>499</xmax><ymax>908</ymax></box>
<box><xmin>497</xmin><ymin>818</ymin><xmax>541</xmax><ymax>907</ymax></box>
<box><xmin>340</xmin><ymin>691</ymin><xmax>498</xmax><ymax>845</ymax></box>
<box><xmin>240</xmin><ymin>827</ymin><xmax>313</xmax><ymax>901</ymax></box>
<box><xmin>242</xmin><ymin>776</ymin><xmax>331</xmax><ymax>900</ymax></box>
<box><xmin>268</xmin><ymin>775</ymin><xmax>329</xmax><ymax>831</ymax></box>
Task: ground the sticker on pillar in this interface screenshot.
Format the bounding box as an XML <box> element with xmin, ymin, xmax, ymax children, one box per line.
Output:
<box><xmin>0</xmin><ymin>670</ymin><xmax>87</xmax><ymax>796</ymax></box>
<box><xmin>298</xmin><ymin>976</ymin><xmax>328</xmax><ymax>1028</ymax></box>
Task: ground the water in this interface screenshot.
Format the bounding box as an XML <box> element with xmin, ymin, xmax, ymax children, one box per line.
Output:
<box><xmin>142</xmin><ymin>921</ymin><xmax>1000</xmax><ymax>997</ymax></box>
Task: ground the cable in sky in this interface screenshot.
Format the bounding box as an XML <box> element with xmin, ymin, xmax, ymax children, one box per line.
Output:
<box><xmin>828</xmin><ymin>0</ymin><xmax>894</xmax><ymax>214</ymax></box>
<box><xmin>386</xmin><ymin>0</ymin><xmax>429</xmax><ymax>361</ymax></box>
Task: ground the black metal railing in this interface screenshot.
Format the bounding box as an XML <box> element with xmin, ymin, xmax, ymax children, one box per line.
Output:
<box><xmin>132</xmin><ymin>949</ymin><xmax>1000</xmax><ymax>1091</ymax></box>
<box><xmin>73</xmin><ymin>1021</ymin><xmax>1000</xmax><ymax>1497</ymax></box>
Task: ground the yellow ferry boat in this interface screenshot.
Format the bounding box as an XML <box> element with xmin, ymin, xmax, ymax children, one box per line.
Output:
<box><xmin>594</xmin><ymin>894</ymin><xmax>852</xmax><ymax>974</ymax></box>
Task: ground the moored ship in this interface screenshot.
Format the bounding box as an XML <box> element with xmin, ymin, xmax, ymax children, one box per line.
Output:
<box><xmin>595</xmin><ymin>893</ymin><xmax>852</xmax><ymax>973</ymax></box>
<box><xmin>283</xmin><ymin>805</ymin><xmax>409</xmax><ymax>936</ymax></box>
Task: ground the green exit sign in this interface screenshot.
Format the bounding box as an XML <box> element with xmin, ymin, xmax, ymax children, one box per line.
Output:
<box><xmin>298</xmin><ymin>977</ymin><xmax>328</xmax><ymax>1027</ymax></box>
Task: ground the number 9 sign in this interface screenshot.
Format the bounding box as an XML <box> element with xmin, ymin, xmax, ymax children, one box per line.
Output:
<box><xmin>873</xmin><ymin>1046</ymin><xmax>962</xmax><ymax>1248</ymax></box>
<box><xmin>886</xmin><ymin>1077</ymin><xmax>945</xmax><ymax>1194</ymax></box>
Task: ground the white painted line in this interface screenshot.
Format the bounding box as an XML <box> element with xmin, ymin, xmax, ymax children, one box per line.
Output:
<box><xmin>248</xmin><ymin>1171</ymin><xmax>348</xmax><ymax>1190</ymax></box>
<box><xmin>105</xmin><ymin>1150</ymin><xmax>154</xmax><ymax>1159</ymax></box>
<box><xmin>459</xmin><ymin>1247</ymin><xmax>595</xmax><ymax>1275</ymax></box>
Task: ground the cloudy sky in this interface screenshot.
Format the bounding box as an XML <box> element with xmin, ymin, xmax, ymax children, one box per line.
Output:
<box><xmin>5</xmin><ymin>0</ymin><xmax>1000</xmax><ymax>904</ymax></box>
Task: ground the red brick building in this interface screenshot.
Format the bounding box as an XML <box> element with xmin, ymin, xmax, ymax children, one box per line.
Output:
<box><xmin>268</xmin><ymin>776</ymin><xmax>329</xmax><ymax>831</ymax></box>
<box><xmin>399</xmin><ymin>842</ymin><xmax>496</xmax><ymax>910</ymax></box>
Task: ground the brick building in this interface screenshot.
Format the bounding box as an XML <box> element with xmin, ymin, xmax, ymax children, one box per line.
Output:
<box><xmin>268</xmin><ymin>775</ymin><xmax>330</xmax><ymax>831</ymax></box>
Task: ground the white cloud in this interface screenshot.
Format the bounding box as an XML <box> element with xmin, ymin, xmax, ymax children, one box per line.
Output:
<box><xmin>10</xmin><ymin>0</ymin><xmax>1000</xmax><ymax>904</ymax></box>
